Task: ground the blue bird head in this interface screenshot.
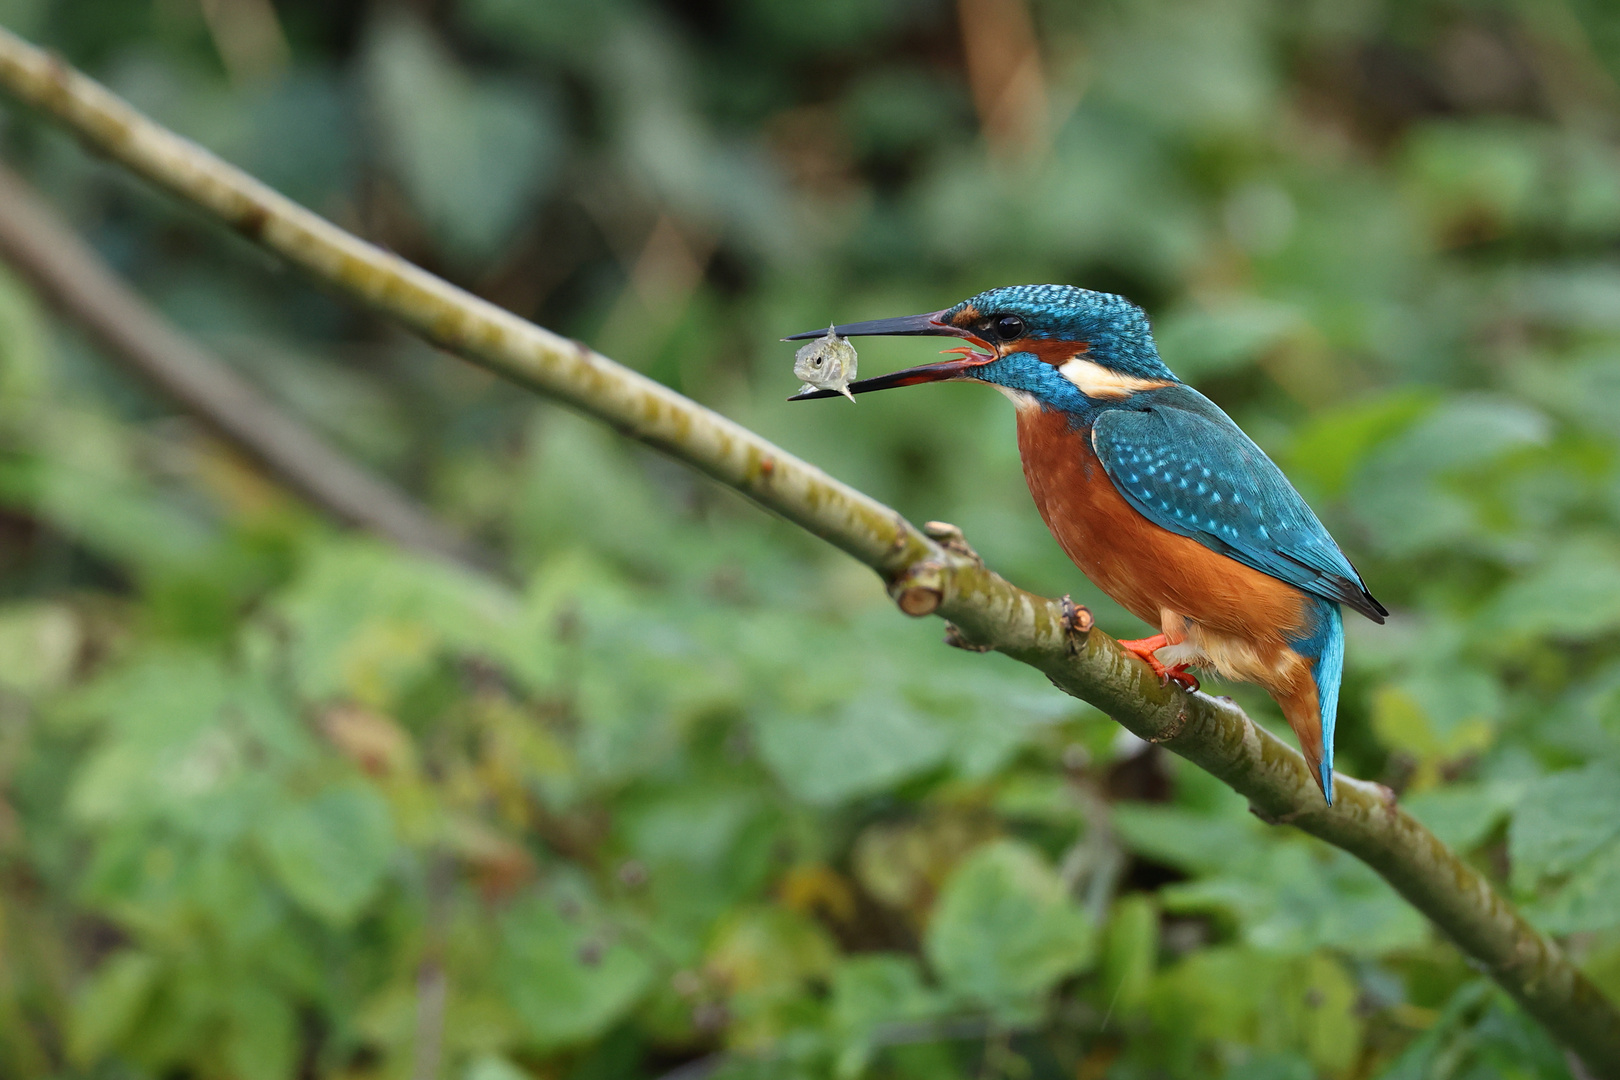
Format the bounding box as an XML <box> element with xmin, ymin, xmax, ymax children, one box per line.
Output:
<box><xmin>786</xmin><ymin>284</ymin><xmax>1178</xmax><ymax>404</ymax></box>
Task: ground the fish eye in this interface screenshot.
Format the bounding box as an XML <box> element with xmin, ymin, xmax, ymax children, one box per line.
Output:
<box><xmin>994</xmin><ymin>314</ymin><xmax>1025</xmax><ymax>340</ymax></box>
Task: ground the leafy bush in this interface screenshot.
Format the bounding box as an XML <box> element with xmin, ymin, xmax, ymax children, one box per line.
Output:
<box><xmin>2</xmin><ymin>1</ymin><xmax>1620</xmax><ymax>1077</ymax></box>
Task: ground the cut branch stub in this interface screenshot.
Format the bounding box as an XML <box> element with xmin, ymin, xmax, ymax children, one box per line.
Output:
<box><xmin>889</xmin><ymin>561</ymin><xmax>945</xmax><ymax>617</ymax></box>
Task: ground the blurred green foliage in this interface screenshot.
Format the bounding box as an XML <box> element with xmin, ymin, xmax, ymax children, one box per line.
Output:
<box><xmin>1</xmin><ymin>0</ymin><xmax>1620</xmax><ymax>1077</ymax></box>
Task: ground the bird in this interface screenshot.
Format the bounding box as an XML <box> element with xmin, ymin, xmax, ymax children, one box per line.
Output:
<box><xmin>787</xmin><ymin>284</ymin><xmax>1386</xmax><ymax>804</ymax></box>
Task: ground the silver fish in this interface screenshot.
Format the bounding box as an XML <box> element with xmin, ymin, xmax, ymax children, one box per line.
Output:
<box><xmin>793</xmin><ymin>326</ymin><xmax>858</xmax><ymax>402</ymax></box>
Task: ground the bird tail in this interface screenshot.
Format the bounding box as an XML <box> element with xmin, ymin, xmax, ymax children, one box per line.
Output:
<box><xmin>1279</xmin><ymin>601</ymin><xmax>1344</xmax><ymax>805</ymax></box>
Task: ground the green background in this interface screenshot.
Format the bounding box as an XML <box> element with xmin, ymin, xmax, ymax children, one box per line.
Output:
<box><xmin>1</xmin><ymin>0</ymin><xmax>1619</xmax><ymax>1077</ymax></box>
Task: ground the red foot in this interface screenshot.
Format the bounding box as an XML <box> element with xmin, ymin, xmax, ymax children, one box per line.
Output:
<box><xmin>1117</xmin><ymin>634</ymin><xmax>1200</xmax><ymax>692</ymax></box>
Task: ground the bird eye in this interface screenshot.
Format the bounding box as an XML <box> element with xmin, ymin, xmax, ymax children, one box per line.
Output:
<box><xmin>994</xmin><ymin>314</ymin><xmax>1025</xmax><ymax>340</ymax></box>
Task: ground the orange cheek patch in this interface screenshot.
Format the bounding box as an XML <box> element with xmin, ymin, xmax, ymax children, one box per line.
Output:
<box><xmin>1022</xmin><ymin>339</ymin><xmax>1090</xmax><ymax>365</ymax></box>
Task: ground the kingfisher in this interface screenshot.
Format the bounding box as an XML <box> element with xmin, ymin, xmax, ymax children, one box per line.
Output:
<box><xmin>787</xmin><ymin>285</ymin><xmax>1386</xmax><ymax>803</ymax></box>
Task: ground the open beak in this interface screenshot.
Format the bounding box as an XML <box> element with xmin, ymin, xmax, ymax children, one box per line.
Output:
<box><xmin>783</xmin><ymin>309</ymin><xmax>993</xmax><ymax>400</ymax></box>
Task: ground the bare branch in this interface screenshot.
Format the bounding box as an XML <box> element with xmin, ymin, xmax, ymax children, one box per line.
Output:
<box><xmin>0</xmin><ymin>28</ymin><xmax>1613</xmax><ymax>1071</ymax></box>
<box><xmin>0</xmin><ymin>161</ymin><xmax>491</xmax><ymax>570</ymax></box>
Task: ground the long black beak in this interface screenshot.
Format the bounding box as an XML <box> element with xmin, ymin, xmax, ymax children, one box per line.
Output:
<box><xmin>783</xmin><ymin>309</ymin><xmax>992</xmax><ymax>401</ymax></box>
<box><xmin>783</xmin><ymin>310</ymin><xmax>962</xmax><ymax>341</ymax></box>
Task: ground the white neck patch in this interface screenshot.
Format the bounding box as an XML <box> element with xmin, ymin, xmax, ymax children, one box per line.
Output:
<box><xmin>990</xmin><ymin>383</ymin><xmax>1039</xmax><ymax>411</ymax></box>
<box><xmin>1057</xmin><ymin>358</ymin><xmax>1171</xmax><ymax>400</ymax></box>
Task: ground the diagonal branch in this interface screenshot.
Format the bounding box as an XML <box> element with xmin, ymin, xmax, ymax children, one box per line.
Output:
<box><xmin>0</xmin><ymin>161</ymin><xmax>492</xmax><ymax>571</ymax></box>
<box><xmin>0</xmin><ymin>27</ymin><xmax>1613</xmax><ymax>1071</ymax></box>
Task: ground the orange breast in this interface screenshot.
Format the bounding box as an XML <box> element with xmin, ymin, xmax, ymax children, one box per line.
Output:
<box><xmin>1015</xmin><ymin>406</ymin><xmax>1310</xmax><ymax>653</ymax></box>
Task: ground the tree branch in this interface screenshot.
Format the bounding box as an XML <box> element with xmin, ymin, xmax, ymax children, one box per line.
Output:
<box><xmin>0</xmin><ymin>27</ymin><xmax>1613</xmax><ymax>1071</ymax></box>
<box><xmin>0</xmin><ymin>161</ymin><xmax>492</xmax><ymax>570</ymax></box>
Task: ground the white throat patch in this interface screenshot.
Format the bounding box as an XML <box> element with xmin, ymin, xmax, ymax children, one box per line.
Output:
<box><xmin>1057</xmin><ymin>357</ymin><xmax>1170</xmax><ymax>400</ymax></box>
<box><xmin>990</xmin><ymin>383</ymin><xmax>1039</xmax><ymax>411</ymax></box>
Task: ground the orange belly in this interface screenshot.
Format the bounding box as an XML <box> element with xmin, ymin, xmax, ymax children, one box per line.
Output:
<box><xmin>1016</xmin><ymin>407</ymin><xmax>1313</xmax><ymax>694</ymax></box>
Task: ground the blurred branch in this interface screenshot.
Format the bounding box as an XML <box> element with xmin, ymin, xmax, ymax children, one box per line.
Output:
<box><xmin>958</xmin><ymin>0</ymin><xmax>1049</xmax><ymax>161</ymax></box>
<box><xmin>198</xmin><ymin>0</ymin><xmax>289</xmax><ymax>87</ymax></box>
<box><xmin>1058</xmin><ymin>773</ymin><xmax>1125</xmax><ymax>926</ymax></box>
<box><xmin>0</xmin><ymin>28</ymin><xmax>1615</xmax><ymax>1072</ymax></box>
<box><xmin>0</xmin><ymin>161</ymin><xmax>492</xmax><ymax>571</ymax></box>
<box><xmin>411</xmin><ymin>853</ymin><xmax>454</xmax><ymax>1080</ymax></box>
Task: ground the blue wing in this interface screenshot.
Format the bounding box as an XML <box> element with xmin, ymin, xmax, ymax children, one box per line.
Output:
<box><xmin>1091</xmin><ymin>388</ymin><xmax>1386</xmax><ymax>623</ymax></box>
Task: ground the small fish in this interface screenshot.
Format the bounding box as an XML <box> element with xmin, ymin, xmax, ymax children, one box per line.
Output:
<box><xmin>793</xmin><ymin>326</ymin><xmax>858</xmax><ymax>402</ymax></box>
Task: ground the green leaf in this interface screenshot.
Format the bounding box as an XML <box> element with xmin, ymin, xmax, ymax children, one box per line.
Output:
<box><xmin>1160</xmin><ymin>842</ymin><xmax>1427</xmax><ymax>956</ymax></box>
<box><xmin>620</xmin><ymin>786</ymin><xmax>761</xmax><ymax>869</ymax></box>
<box><xmin>63</xmin><ymin>652</ymin><xmax>288</xmax><ymax>834</ymax></box>
<box><xmin>276</xmin><ymin>539</ymin><xmax>529</xmax><ymax>704</ymax></box>
<box><xmin>1526</xmin><ymin>850</ymin><xmax>1620</xmax><ymax>934</ymax></box>
<box><xmin>1152</xmin><ymin>297</ymin><xmax>1309</xmax><ymax>379</ymax></box>
<box><xmin>257</xmin><ymin>784</ymin><xmax>395</xmax><ymax>926</ymax></box>
<box><xmin>1376</xmin><ymin>982</ymin><xmax>1575</xmax><ymax>1080</ymax></box>
<box><xmin>1482</xmin><ymin>540</ymin><xmax>1620</xmax><ymax>644</ymax></box>
<box><xmin>68</xmin><ymin>950</ymin><xmax>158</xmax><ymax>1065</ymax></box>
<box><xmin>1510</xmin><ymin>763</ymin><xmax>1620</xmax><ymax>886</ymax></box>
<box><xmin>1403</xmin><ymin>779</ymin><xmax>1525</xmax><ymax>852</ymax></box>
<box><xmin>830</xmin><ymin>953</ymin><xmax>940</xmax><ymax>1032</ymax></box>
<box><xmin>0</xmin><ymin>601</ymin><xmax>79</xmax><ymax>695</ymax></box>
<box><xmin>1221</xmin><ymin>1056</ymin><xmax>1315</xmax><ymax>1080</ymax></box>
<box><xmin>1371</xmin><ymin>667</ymin><xmax>1501</xmax><ymax>766</ymax></box>
<box><xmin>829</xmin><ymin>954</ymin><xmax>945</xmax><ymax>1079</ymax></box>
<box><xmin>753</xmin><ymin>690</ymin><xmax>949</xmax><ymax>805</ymax></box>
<box><xmin>1348</xmin><ymin>396</ymin><xmax>1551</xmax><ymax>556</ymax></box>
<box><xmin>1111</xmin><ymin>803</ymin><xmax>1265</xmax><ymax>876</ymax></box>
<box><xmin>66</xmin><ymin>650</ymin><xmax>232</xmax><ymax>746</ymax></box>
<box><xmin>512</xmin><ymin>409</ymin><xmax>689</xmax><ymax>573</ymax></box>
<box><xmin>364</xmin><ymin>12</ymin><xmax>559</xmax><ymax>260</ymax></box>
<box><xmin>223</xmin><ymin>981</ymin><xmax>299</xmax><ymax>1080</ymax></box>
<box><xmin>465</xmin><ymin>1056</ymin><xmax>536</xmax><ymax>1080</ymax></box>
<box><xmin>915</xmin><ymin>665</ymin><xmax>1076</xmax><ymax>780</ymax></box>
<box><xmin>828</xmin><ymin>952</ymin><xmax>945</xmax><ymax>1072</ymax></box>
<box><xmin>1511</xmin><ymin>763</ymin><xmax>1620</xmax><ymax>932</ymax></box>
<box><xmin>1098</xmin><ymin>894</ymin><xmax>1158</xmax><ymax>1021</ymax></box>
<box><xmin>496</xmin><ymin>894</ymin><xmax>654</xmax><ymax>1049</ymax></box>
<box><xmin>1285</xmin><ymin>389</ymin><xmax>1436</xmax><ymax>497</ymax></box>
<box><xmin>460</xmin><ymin>0</ymin><xmax>629</xmax><ymax>61</ymax></box>
<box><xmin>1516</xmin><ymin>266</ymin><xmax>1620</xmax><ymax>332</ymax></box>
<box><xmin>1403</xmin><ymin>121</ymin><xmax>1544</xmax><ymax>232</ymax></box>
<box><xmin>706</xmin><ymin>903</ymin><xmax>838</xmax><ymax>1006</ymax></box>
<box><xmin>1152</xmin><ymin>948</ymin><xmax>1363</xmax><ymax>1074</ymax></box>
<box><xmin>925</xmin><ymin>840</ymin><xmax>1095</xmax><ymax>1019</ymax></box>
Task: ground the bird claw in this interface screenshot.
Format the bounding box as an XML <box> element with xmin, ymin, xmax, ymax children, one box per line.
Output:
<box><xmin>1163</xmin><ymin>666</ymin><xmax>1200</xmax><ymax>693</ymax></box>
<box><xmin>1116</xmin><ymin>635</ymin><xmax>1200</xmax><ymax>693</ymax></box>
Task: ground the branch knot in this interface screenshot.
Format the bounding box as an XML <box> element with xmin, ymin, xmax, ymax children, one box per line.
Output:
<box><xmin>1148</xmin><ymin>710</ymin><xmax>1189</xmax><ymax>744</ymax></box>
<box><xmin>943</xmin><ymin>622</ymin><xmax>993</xmax><ymax>652</ymax></box>
<box><xmin>923</xmin><ymin>520</ymin><xmax>983</xmax><ymax>566</ymax></box>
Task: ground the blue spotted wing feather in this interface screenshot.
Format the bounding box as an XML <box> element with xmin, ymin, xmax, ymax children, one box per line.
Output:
<box><xmin>1091</xmin><ymin>389</ymin><xmax>1386</xmax><ymax>623</ymax></box>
